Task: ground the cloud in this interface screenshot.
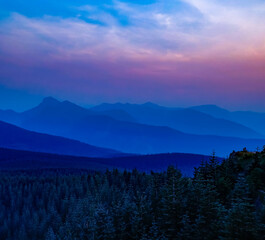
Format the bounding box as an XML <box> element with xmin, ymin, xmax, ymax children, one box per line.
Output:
<box><xmin>0</xmin><ymin>0</ymin><xmax>265</xmax><ymax>109</ymax></box>
<box><xmin>1</xmin><ymin>0</ymin><xmax>265</xmax><ymax>61</ymax></box>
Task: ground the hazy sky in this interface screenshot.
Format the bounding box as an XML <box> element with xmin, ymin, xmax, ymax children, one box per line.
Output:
<box><xmin>0</xmin><ymin>0</ymin><xmax>265</xmax><ymax>111</ymax></box>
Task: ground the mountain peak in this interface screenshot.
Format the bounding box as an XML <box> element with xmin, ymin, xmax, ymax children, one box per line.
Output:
<box><xmin>143</xmin><ymin>102</ymin><xmax>156</xmax><ymax>106</ymax></box>
<box><xmin>142</xmin><ymin>102</ymin><xmax>161</xmax><ymax>109</ymax></box>
<box><xmin>41</xmin><ymin>97</ymin><xmax>60</xmax><ymax>105</ymax></box>
<box><xmin>190</xmin><ymin>104</ymin><xmax>230</xmax><ymax>114</ymax></box>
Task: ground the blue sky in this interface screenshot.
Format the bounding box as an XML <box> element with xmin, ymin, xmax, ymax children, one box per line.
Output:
<box><xmin>0</xmin><ymin>0</ymin><xmax>156</xmax><ymax>20</ymax></box>
<box><xmin>0</xmin><ymin>0</ymin><xmax>265</xmax><ymax>111</ymax></box>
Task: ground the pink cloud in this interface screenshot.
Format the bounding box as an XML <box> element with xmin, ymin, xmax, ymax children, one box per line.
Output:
<box><xmin>0</xmin><ymin>3</ymin><xmax>265</xmax><ymax>111</ymax></box>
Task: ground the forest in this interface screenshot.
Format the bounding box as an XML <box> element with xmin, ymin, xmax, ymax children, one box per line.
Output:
<box><xmin>0</xmin><ymin>148</ymin><xmax>265</xmax><ymax>240</ymax></box>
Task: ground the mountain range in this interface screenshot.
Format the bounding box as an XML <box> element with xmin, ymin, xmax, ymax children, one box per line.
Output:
<box><xmin>92</xmin><ymin>102</ymin><xmax>263</xmax><ymax>138</ymax></box>
<box><xmin>0</xmin><ymin>120</ymin><xmax>122</xmax><ymax>158</ymax></box>
<box><xmin>190</xmin><ymin>104</ymin><xmax>265</xmax><ymax>136</ymax></box>
<box><xmin>0</xmin><ymin>147</ymin><xmax>218</xmax><ymax>176</ymax></box>
<box><xmin>0</xmin><ymin>97</ymin><xmax>264</xmax><ymax>157</ymax></box>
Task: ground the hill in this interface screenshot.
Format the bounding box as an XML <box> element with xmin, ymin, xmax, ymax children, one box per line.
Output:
<box><xmin>0</xmin><ymin>147</ymin><xmax>219</xmax><ymax>176</ymax></box>
<box><xmin>92</xmin><ymin>102</ymin><xmax>263</xmax><ymax>138</ymax></box>
<box><xmin>0</xmin><ymin>98</ymin><xmax>265</xmax><ymax>157</ymax></box>
<box><xmin>191</xmin><ymin>104</ymin><xmax>265</xmax><ymax>136</ymax></box>
<box><xmin>0</xmin><ymin>121</ymin><xmax>122</xmax><ymax>158</ymax></box>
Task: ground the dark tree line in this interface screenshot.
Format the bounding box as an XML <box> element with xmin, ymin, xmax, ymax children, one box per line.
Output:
<box><xmin>0</xmin><ymin>148</ymin><xmax>265</xmax><ymax>240</ymax></box>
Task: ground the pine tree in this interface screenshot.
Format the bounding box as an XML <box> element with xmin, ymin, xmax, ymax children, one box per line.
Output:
<box><xmin>177</xmin><ymin>214</ymin><xmax>195</xmax><ymax>240</ymax></box>
<box><xmin>161</xmin><ymin>166</ymin><xmax>184</xmax><ymax>239</ymax></box>
<box><xmin>45</xmin><ymin>227</ymin><xmax>56</xmax><ymax>240</ymax></box>
<box><xmin>208</xmin><ymin>151</ymin><xmax>219</xmax><ymax>184</ymax></box>
<box><xmin>94</xmin><ymin>204</ymin><xmax>115</xmax><ymax>240</ymax></box>
<box><xmin>193</xmin><ymin>180</ymin><xmax>227</xmax><ymax>240</ymax></box>
<box><xmin>224</xmin><ymin>173</ymin><xmax>258</xmax><ymax>240</ymax></box>
<box><xmin>18</xmin><ymin>224</ymin><xmax>27</xmax><ymax>240</ymax></box>
<box><xmin>149</xmin><ymin>221</ymin><xmax>167</xmax><ymax>240</ymax></box>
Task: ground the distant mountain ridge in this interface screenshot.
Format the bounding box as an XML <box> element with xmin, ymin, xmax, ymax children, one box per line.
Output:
<box><xmin>0</xmin><ymin>97</ymin><xmax>264</xmax><ymax>157</ymax></box>
<box><xmin>0</xmin><ymin>97</ymin><xmax>137</xmax><ymax>125</ymax></box>
<box><xmin>191</xmin><ymin>105</ymin><xmax>265</xmax><ymax>136</ymax></box>
<box><xmin>92</xmin><ymin>102</ymin><xmax>263</xmax><ymax>139</ymax></box>
<box><xmin>0</xmin><ymin>148</ymin><xmax>221</xmax><ymax>176</ymax></box>
<box><xmin>0</xmin><ymin>120</ymin><xmax>123</xmax><ymax>158</ymax></box>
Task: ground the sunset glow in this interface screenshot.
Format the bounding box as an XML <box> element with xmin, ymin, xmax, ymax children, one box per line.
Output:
<box><xmin>1</xmin><ymin>0</ymin><xmax>265</xmax><ymax>110</ymax></box>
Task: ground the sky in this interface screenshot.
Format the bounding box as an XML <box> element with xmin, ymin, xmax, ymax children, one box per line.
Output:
<box><xmin>0</xmin><ymin>0</ymin><xmax>265</xmax><ymax>111</ymax></box>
